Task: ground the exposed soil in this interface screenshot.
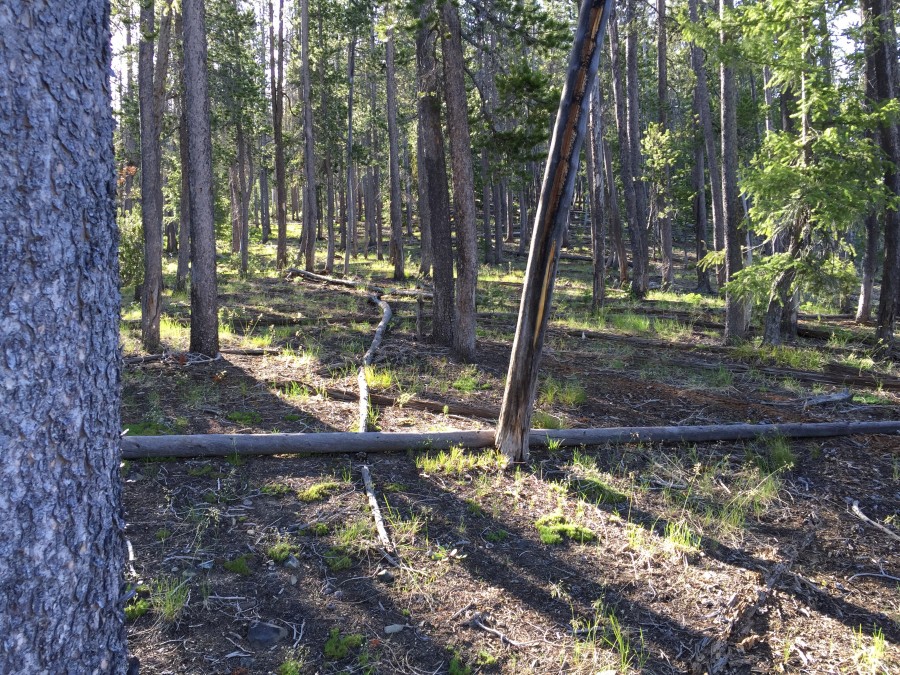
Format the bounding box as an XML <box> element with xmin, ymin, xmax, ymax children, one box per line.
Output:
<box><xmin>123</xmin><ymin>254</ymin><xmax>899</xmax><ymax>675</ymax></box>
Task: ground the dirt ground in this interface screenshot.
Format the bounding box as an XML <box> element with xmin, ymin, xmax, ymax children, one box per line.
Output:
<box><xmin>122</xmin><ymin>246</ymin><xmax>899</xmax><ymax>674</ymax></box>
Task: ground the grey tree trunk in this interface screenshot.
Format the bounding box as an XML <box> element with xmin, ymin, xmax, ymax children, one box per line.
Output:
<box><xmin>0</xmin><ymin>2</ymin><xmax>126</xmax><ymax>669</ymax></box>
<box><xmin>441</xmin><ymin>0</ymin><xmax>479</xmax><ymax>361</ymax></box>
<box><xmin>656</xmin><ymin>0</ymin><xmax>673</xmax><ymax>289</ymax></box>
<box><xmin>588</xmin><ymin>89</ymin><xmax>607</xmax><ymax>312</ymax></box>
<box><xmin>857</xmin><ymin>213</ymin><xmax>878</xmax><ymax>323</ymax></box>
<box><xmin>689</xmin><ymin>0</ymin><xmax>725</xmax><ymax>289</ymax></box>
<box><xmin>344</xmin><ymin>36</ymin><xmax>357</xmax><ymax>276</ymax></box>
<box><xmin>720</xmin><ymin>0</ymin><xmax>747</xmax><ymax>343</ymax></box>
<box><xmin>269</xmin><ymin>0</ymin><xmax>288</xmax><ymax>269</ymax></box>
<box><xmin>230</xmin><ymin>164</ymin><xmax>241</xmax><ymax>253</ymax></box>
<box><xmin>139</xmin><ymin>1</ymin><xmax>171</xmax><ymax>353</ymax></box>
<box><xmin>496</xmin><ymin>0</ymin><xmax>615</xmax><ymax>462</ymax></box>
<box><xmin>602</xmin><ymin>137</ymin><xmax>628</xmax><ymax>284</ymax></box>
<box><xmin>692</xmin><ymin>135</ymin><xmax>713</xmax><ymax>294</ymax></box>
<box><xmin>301</xmin><ymin>0</ymin><xmax>317</xmax><ymax>271</ymax></box>
<box><xmin>416</xmin><ymin>1</ymin><xmax>454</xmax><ymax>344</ymax></box>
<box><xmin>237</xmin><ymin>123</ymin><xmax>250</xmax><ymax>277</ymax></box>
<box><xmin>184</xmin><ymin>0</ymin><xmax>220</xmax><ymax>356</ymax></box>
<box><xmin>607</xmin><ymin>8</ymin><xmax>640</xmax><ymax>292</ymax></box>
<box><xmin>325</xmin><ymin>158</ymin><xmax>335</xmax><ymax>273</ymax></box>
<box><xmin>866</xmin><ymin>0</ymin><xmax>900</xmax><ymax>349</ymax></box>
<box><xmin>260</xmin><ymin>157</ymin><xmax>271</xmax><ymax>243</ymax></box>
<box><xmin>386</xmin><ymin>27</ymin><xmax>404</xmax><ymax>280</ymax></box>
<box><xmin>625</xmin><ymin>0</ymin><xmax>649</xmax><ymax>296</ymax></box>
<box><xmin>403</xmin><ymin>141</ymin><xmax>414</xmax><ymax>237</ymax></box>
<box><xmin>481</xmin><ymin>150</ymin><xmax>495</xmax><ymax>263</ymax></box>
<box><xmin>415</xmin><ymin>124</ymin><xmax>433</xmax><ymax>276</ymax></box>
<box><xmin>175</xmin><ymin>11</ymin><xmax>191</xmax><ymax>293</ymax></box>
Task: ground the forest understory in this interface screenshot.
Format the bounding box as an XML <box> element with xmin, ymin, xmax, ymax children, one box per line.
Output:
<box><xmin>121</xmin><ymin>227</ymin><xmax>899</xmax><ymax>675</ymax></box>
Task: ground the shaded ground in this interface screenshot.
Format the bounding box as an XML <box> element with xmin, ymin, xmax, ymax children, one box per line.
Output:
<box><xmin>123</xmin><ymin>233</ymin><xmax>898</xmax><ymax>674</ymax></box>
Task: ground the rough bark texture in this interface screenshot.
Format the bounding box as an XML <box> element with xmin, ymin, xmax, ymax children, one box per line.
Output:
<box><xmin>184</xmin><ymin>0</ymin><xmax>220</xmax><ymax>356</ymax></box>
<box><xmin>0</xmin><ymin>2</ymin><xmax>126</xmax><ymax>669</ymax></box>
<box><xmin>416</xmin><ymin>4</ymin><xmax>454</xmax><ymax>345</ymax></box>
<box><xmin>176</xmin><ymin>15</ymin><xmax>191</xmax><ymax>293</ymax></box>
<box><xmin>441</xmin><ymin>1</ymin><xmax>479</xmax><ymax>361</ymax></box>
<box><xmin>416</xmin><ymin>127</ymin><xmax>433</xmax><ymax>276</ymax></box>
<box><xmin>386</xmin><ymin>28</ymin><xmax>404</xmax><ymax>280</ymax></box>
<box><xmin>496</xmin><ymin>0</ymin><xmax>615</xmax><ymax>462</ymax></box>
<box><xmin>602</xmin><ymin>137</ymin><xmax>628</xmax><ymax>284</ymax></box>
<box><xmin>857</xmin><ymin>213</ymin><xmax>878</xmax><ymax>323</ymax></box>
<box><xmin>720</xmin><ymin>0</ymin><xmax>747</xmax><ymax>343</ymax></box>
<box><xmin>237</xmin><ymin>123</ymin><xmax>250</xmax><ymax>277</ymax></box>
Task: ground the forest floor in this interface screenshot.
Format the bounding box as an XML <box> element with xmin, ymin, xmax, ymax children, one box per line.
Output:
<box><xmin>122</xmin><ymin>225</ymin><xmax>899</xmax><ymax>674</ymax></box>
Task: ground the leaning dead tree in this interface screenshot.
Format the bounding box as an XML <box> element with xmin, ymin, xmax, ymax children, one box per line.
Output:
<box><xmin>496</xmin><ymin>0</ymin><xmax>615</xmax><ymax>463</ymax></box>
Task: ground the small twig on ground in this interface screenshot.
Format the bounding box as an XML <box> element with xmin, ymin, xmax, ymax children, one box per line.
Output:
<box><xmin>850</xmin><ymin>499</ymin><xmax>900</xmax><ymax>543</ymax></box>
<box><xmin>361</xmin><ymin>465</ymin><xmax>394</xmax><ymax>552</ymax></box>
<box><xmin>450</xmin><ymin>602</ymin><xmax>473</xmax><ymax>621</ymax></box>
<box><xmin>464</xmin><ymin>611</ymin><xmax>538</xmax><ymax>648</ymax></box>
<box><xmin>848</xmin><ymin>571</ymin><xmax>900</xmax><ymax>583</ymax></box>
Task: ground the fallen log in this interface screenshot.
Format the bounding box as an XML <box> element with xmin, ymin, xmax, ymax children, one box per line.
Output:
<box><xmin>361</xmin><ymin>465</ymin><xmax>394</xmax><ymax>551</ymax></box>
<box><xmin>286</xmin><ymin>267</ymin><xmax>383</xmax><ymax>292</ymax></box>
<box><xmin>120</xmin><ymin>420</ymin><xmax>900</xmax><ymax>459</ymax></box>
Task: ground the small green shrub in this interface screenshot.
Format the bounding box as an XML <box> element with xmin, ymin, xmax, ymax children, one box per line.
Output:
<box><xmin>297</xmin><ymin>480</ymin><xmax>341</xmax><ymax>502</ymax></box>
<box><xmin>323</xmin><ymin>628</ymin><xmax>364</xmax><ymax>660</ymax></box>
<box><xmin>262</xmin><ymin>482</ymin><xmax>293</xmax><ymax>497</ymax></box>
<box><xmin>226</xmin><ymin>410</ymin><xmax>262</xmax><ymax>425</ymax></box>
<box><xmin>223</xmin><ymin>554</ymin><xmax>252</xmax><ymax>576</ymax></box>
<box><xmin>124</xmin><ymin>598</ymin><xmax>150</xmax><ymax>622</ymax></box>
<box><xmin>268</xmin><ymin>540</ymin><xmax>298</xmax><ymax>563</ymax></box>
<box><xmin>535</xmin><ymin>513</ymin><xmax>596</xmax><ymax>545</ymax></box>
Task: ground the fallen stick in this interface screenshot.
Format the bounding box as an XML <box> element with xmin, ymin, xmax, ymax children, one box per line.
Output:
<box><xmin>360</xmin><ymin>465</ymin><xmax>393</xmax><ymax>552</ymax></box>
<box><xmin>120</xmin><ymin>420</ymin><xmax>900</xmax><ymax>459</ymax></box>
<box><xmin>850</xmin><ymin>500</ymin><xmax>900</xmax><ymax>543</ymax></box>
<box><xmin>286</xmin><ymin>267</ymin><xmax>383</xmax><ymax>293</ymax></box>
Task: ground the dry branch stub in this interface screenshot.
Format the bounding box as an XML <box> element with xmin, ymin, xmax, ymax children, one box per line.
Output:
<box><xmin>120</xmin><ymin>421</ymin><xmax>900</xmax><ymax>458</ymax></box>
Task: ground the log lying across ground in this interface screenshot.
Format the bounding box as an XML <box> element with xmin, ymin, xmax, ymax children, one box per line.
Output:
<box><xmin>121</xmin><ymin>420</ymin><xmax>900</xmax><ymax>459</ymax></box>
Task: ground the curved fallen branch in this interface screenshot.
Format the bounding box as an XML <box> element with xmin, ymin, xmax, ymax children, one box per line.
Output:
<box><xmin>120</xmin><ymin>420</ymin><xmax>900</xmax><ymax>459</ymax></box>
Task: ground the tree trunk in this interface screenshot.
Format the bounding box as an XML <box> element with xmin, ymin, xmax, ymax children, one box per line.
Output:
<box><xmin>857</xmin><ymin>213</ymin><xmax>878</xmax><ymax>323</ymax></box>
<box><xmin>270</xmin><ymin>0</ymin><xmax>288</xmax><ymax>269</ymax></box>
<box><xmin>689</xmin><ymin>0</ymin><xmax>725</xmax><ymax>289</ymax></box>
<box><xmin>441</xmin><ymin>0</ymin><xmax>479</xmax><ymax>361</ymax></box>
<box><xmin>657</xmin><ymin>0</ymin><xmax>673</xmax><ymax>289</ymax></box>
<box><xmin>301</xmin><ymin>0</ymin><xmax>317</xmax><ymax>271</ymax></box>
<box><xmin>496</xmin><ymin>0</ymin><xmax>615</xmax><ymax>463</ymax></box>
<box><xmin>493</xmin><ymin>181</ymin><xmax>505</xmax><ymax>263</ymax></box>
<box><xmin>602</xmin><ymin>137</ymin><xmax>628</xmax><ymax>284</ymax></box>
<box><xmin>866</xmin><ymin>0</ymin><xmax>900</xmax><ymax>349</ymax></box>
<box><xmin>230</xmin><ymin>163</ymin><xmax>241</xmax><ymax>253</ymax></box>
<box><xmin>481</xmin><ymin>150</ymin><xmax>494</xmax><ymax>263</ymax></box>
<box><xmin>403</xmin><ymin>141</ymin><xmax>414</xmax><ymax>237</ymax></box>
<box><xmin>0</xmin><ymin>4</ymin><xmax>127</xmax><ymax>669</ymax></box>
<box><xmin>417</xmin><ymin>0</ymin><xmax>454</xmax><ymax>344</ymax></box>
<box><xmin>175</xmin><ymin>11</ymin><xmax>191</xmax><ymax>293</ymax></box>
<box><xmin>344</xmin><ymin>36</ymin><xmax>357</xmax><ymax>276</ymax></box>
<box><xmin>625</xmin><ymin>0</ymin><xmax>649</xmax><ymax>296</ymax></box>
<box><xmin>588</xmin><ymin>89</ymin><xmax>607</xmax><ymax>312</ymax></box>
<box><xmin>139</xmin><ymin>0</ymin><xmax>170</xmax><ymax>353</ymax></box>
<box><xmin>386</xmin><ymin>27</ymin><xmax>404</xmax><ymax>280</ymax></box>
<box><xmin>325</xmin><ymin>158</ymin><xmax>335</xmax><ymax>274</ymax></box>
<box><xmin>416</xmin><ymin>123</ymin><xmax>433</xmax><ymax>276</ymax></box>
<box><xmin>260</xmin><ymin>150</ymin><xmax>271</xmax><ymax>243</ymax></box>
<box><xmin>720</xmin><ymin>0</ymin><xmax>747</xmax><ymax>343</ymax></box>
<box><xmin>693</xmin><ymin>135</ymin><xmax>713</xmax><ymax>294</ymax></box>
<box><xmin>237</xmin><ymin>122</ymin><xmax>250</xmax><ymax>277</ymax></box>
<box><xmin>607</xmin><ymin>7</ymin><xmax>641</xmax><ymax>294</ymax></box>
<box><xmin>184</xmin><ymin>0</ymin><xmax>220</xmax><ymax>356</ymax></box>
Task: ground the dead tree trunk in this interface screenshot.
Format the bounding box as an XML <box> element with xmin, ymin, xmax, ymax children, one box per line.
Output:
<box><xmin>270</xmin><ymin>0</ymin><xmax>288</xmax><ymax>269</ymax></box>
<box><xmin>496</xmin><ymin>0</ymin><xmax>615</xmax><ymax>463</ymax></box>
<box><xmin>386</xmin><ymin>26</ymin><xmax>405</xmax><ymax>280</ymax></box>
<box><xmin>344</xmin><ymin>36</ymin><xmax>357</xmax><ymax>276</ymax></box>
<box><xmin>301</xmin><ymin>0</ymin><xmax>317</xmax><ymax>271</ymax></box>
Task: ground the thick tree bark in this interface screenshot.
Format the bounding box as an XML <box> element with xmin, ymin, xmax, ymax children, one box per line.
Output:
<box><xmin>344</xmin><ymin>36</ymin><xmax>357</xmax><ymax>275</ymax></box>
<box><xmin>259</xmin><ymin>153</ymin><xmax>271</xmax><ymax>243</ymax></box>
<box><xmin>689</xmin><ymin>0</ymin><xmax>725</xmax><ymax>289</ymax></box>
<box><xmin>657</xmin><ymin>0</ymin><xmax>673</xmax><ymax>289</ymax></box>
<box><xmin>416</xmin><ymin>2</ymin><xmax>454</xmax><ymax>344</ymax></box>
<box><xmin>386</xmin><ymin>28</ymin><xmax>404</xmax><ymax>280</ymax></box>
<box><xmin>496</xmin><ymin>0</ymin><xmax>615</xmax><ymax>463</ymax></box>
<box><xmin>416</xmin><ymin>127</ymin><xmax>433</xmax><ymax>276</ymax></box>
<box><xmin>857</xmin><ymin>213</ymin><xmax>878</xmax><ymax>323</ymax></box>
<box><xmin>481</xmin><ymin>150</ymin><xmax>495</xmax><ymax>263</ymax></box>
<box><xmin>229</xmin><ymin>164</ymin><xmax>241</xmax><ymax>253</ymax></box>
<box><xmin>139</xmin><ymin>0</ymin><xmax>170</xmax><ymax>353</ymax></box>
<box><xmin>184</xmin><ymin>0</ymin><xmax>220</xmax><ymax>356</ymax></box>
<box><xmin>607</xmin><ymin>8</ymin><xmax>641</xmax><ymax>293</ymax></box>
<box><xmin>325</xmin><ymin>159</ymin><xmax>335</xmax><ymax>274</ymax></box>
<box><xmin>720</xmin><ymin>0</ymin><xmax>747</xmax><ymax>343</ymax></box>
<box><xmin>441</xmin><ymin>0</ymin><xmax>479</xmax><ymax>360</ymax></box>
<box><xmin>0</xmin><ymin>2</ymin><xmax>126</xmax><ymax>669</ymax></box>
<box><xmin>269</xmin><ymin>0</ymin><xmax>288</xmax><ymax>269</ymax></box>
